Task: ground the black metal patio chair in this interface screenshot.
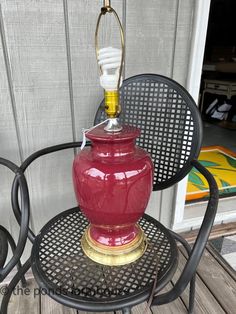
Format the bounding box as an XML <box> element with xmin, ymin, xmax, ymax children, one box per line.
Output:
<box><xmin>1</xmin><ymin>74</ymin><xmax>218</xmax><ymax>314</ymax></box>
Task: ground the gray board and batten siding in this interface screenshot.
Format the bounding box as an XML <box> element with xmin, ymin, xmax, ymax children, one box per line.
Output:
<box><xmin>0</xmin><ymin>0</ymin><xmax>195</xmax><ymax>261</ymax></box>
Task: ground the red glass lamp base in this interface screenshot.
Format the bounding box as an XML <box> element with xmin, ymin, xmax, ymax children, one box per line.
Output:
<box><xmin>73</xmin><ymin>125</ymin><xmax>153</xmax><ymax>266</ymax></box>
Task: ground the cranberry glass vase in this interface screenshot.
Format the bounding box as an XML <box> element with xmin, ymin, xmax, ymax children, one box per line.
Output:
<box><xmin>73</xmin><ymin>125</ymin><xmax>153</xmax><ymax>265</ymax></box>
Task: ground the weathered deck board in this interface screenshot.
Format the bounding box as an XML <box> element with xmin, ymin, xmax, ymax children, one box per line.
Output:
<box><xmin>207</xmin><ymin>243</ymin><xmax>236</xmax><ymax>281</ymax></box>
<box><xmin>131</xmin><ymin>303</ymin><xmax>152</xmax><ymax>314</ymax></box>
<box><xmin>41</xmin><ymin>294</ymin><xmax>77</xmax><ymax>314</ymax></box>
<box><xmin>77</xmin><ymin>310</ymin><xmax>114</xmax><ymax>314</ymax></box>
<box><xmin>78</xmin><ymin>312</ymin><xmax>113</xmax><ymax>314</ymax></box>
<box><xmin>2</xmin><ymin>245</ymin><xmax>236</xmax><ymax>313</ymax></box>
<box><xmin>194</xmin><ymin>247</ymin><xmax>236</xmax><ymax>314</ymax></box>
<box><xmin>177</xmin><ymin>248</ymin><xmax>225</xmax><ymax>314</ymax></box>
<box><xmin>7</xmin><ymin>279</ymin><xmax>40</xmax><ymax>314</ymax></box>
<box><xmin>180</xmin><ymin>222</ymin><xmax>236</xmax><ymax>244</ymax></box>
<box><xmin>152</xmin><ymin>284</ymin><xmax>187</xmax><ymax>314</ymax></box>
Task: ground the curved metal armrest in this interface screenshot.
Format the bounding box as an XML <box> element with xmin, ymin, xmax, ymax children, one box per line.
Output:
<box><xmin>0</xmin><ymin>159</ymin><xmax>30</xmax><ymax>282</ymax></box>
<box><xmin>0</xmin><ymin>229</ymin><xmax>8</xmax><ymax>268</ymax></box>
<box><xmin>11</xmin><ymin>141</ymin><xmax>89</xmax><ymax>243</ymax></box>
<box><xmin>152</xmin><ymin>159</ymin><xmax>219</xmax><ymax>305</ymax></box>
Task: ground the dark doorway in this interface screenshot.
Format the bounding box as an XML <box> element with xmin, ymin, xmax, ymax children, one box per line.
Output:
<box><xmin>200</xmin><ymin>0</ymin><xmax>236</xmax><ymax>151</ymax></box>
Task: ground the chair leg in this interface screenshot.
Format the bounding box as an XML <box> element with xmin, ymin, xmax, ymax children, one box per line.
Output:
<box><xmin>3</xmin><ymin>228</ymin><xmax>27</xmax><ymax>287</ymax></box>
<box><xmin>189</xmin><ymin>274</ymin><xmax>196</xmax><ymax>314</ymax></box>
<box><xmin>169</xmin><ymin>230</ymin><xmax>196</xmax><ymax>313</ymax></box>
<box><xmin>0</xmin><ymin>258</ymin><xmax>31</xmax><ymax>314</ymax></box>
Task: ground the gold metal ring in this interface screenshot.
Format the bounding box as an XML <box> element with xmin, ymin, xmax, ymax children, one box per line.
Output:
<box><xmin>81</xmin><ymin>224</ymin><xmax>147</xmax><ymax>266</ymax></box>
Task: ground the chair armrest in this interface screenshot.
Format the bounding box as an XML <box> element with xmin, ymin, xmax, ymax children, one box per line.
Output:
<box><xmin>0</xmin><ymin>229</ymin><xmax>8</xmax><ymax>268</ymax></box>
<box><xmin>152</xmin><ymin>159</ymin><xmax>219</xmax><ymax>305</ymax></box>
<box><xmin>11</xmin><ymin>141</ymin><xmax>88</xmax><ymax>243</ymax></box>
<box><xmin>0</xmin><ymin>160</ymin><xmax>30</xmax><ymax>281</ymax></box>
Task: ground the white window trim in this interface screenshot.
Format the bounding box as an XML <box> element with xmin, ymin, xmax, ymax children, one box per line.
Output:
<box><xmin>172</xmin><ymin>0</ymin><xmax>211</xmax><ymax>229</ymax></box>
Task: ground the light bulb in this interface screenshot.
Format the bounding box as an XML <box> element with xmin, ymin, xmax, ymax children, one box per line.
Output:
<box><xmin>98</xmin><ymin>47</ymin><xmax>122</xmax><ymax>91</ymax></box>
<box><xmin>97</xmin><ymin>46</ymin><xmax>123</xmax><ymax>131</ymax></box>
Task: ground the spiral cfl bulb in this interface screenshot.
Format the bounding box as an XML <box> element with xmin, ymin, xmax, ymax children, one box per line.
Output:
<box><xmin>97</xmin><ymin>47</ymin><xmax>122</xmax><ymax>121</ymax></box>
<box><xmin>98</xmin><ymin>47</ymin><xmax>122</xmax><ymax>90</ymax></box>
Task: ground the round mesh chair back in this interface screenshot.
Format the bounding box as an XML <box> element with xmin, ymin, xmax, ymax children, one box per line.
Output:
<box><xmin>94</xmin><ymin>74</ymin><xmax>203</xmax><ymax>191</ymax></box>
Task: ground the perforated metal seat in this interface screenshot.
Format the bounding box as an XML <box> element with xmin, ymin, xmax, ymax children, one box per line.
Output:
<box><xmin>31</xmin><ymin>208</ymin><xmax>177</xmax><ymax>312</ymax></box>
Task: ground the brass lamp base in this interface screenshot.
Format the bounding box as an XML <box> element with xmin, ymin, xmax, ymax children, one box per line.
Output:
<box><xmin>81</xmin><ymin>225</ymin><xmax>147</xmax><ymax>266</ymax></box>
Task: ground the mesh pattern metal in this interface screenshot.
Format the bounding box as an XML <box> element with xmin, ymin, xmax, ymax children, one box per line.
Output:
<box><xmin>95</xmin><ymin>74</ymin><xmax>202</xmax><ymax>190</ymax></box>
<box><xmin>33</xmin><ymin>208</ymin><xmax>177</xmax><ymax>303</ymax></box>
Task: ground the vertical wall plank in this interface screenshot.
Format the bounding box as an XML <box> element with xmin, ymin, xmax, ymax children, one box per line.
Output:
<box><xmin>0</xmin><ymin>0</ymin><xmax>76</xmax><ymax>237</ymax></box>
<box><xmin>125</xmin><ymin>0</ymin><xmax>179</xmax><ymax>225</ymax></box>
<box><xmin>125</xmin><ymin>0</ymin><xmax>178</xmax><ymax>77</ymax></box>
<box><xmin>172</xmin><ymin>0</ymin><xmax>195</xmax><ymax>85</ymax></box>
<box><xmin>0</xmin><ymin>3</ymin><xmax>25</xmax><ymax>258</ymax></box>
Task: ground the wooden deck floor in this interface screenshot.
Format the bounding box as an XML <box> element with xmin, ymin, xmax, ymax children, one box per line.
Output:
<box><xmin>1</xmin><ymin>244</ymin><xmax>236</xmax><ymax>314</ymax></box>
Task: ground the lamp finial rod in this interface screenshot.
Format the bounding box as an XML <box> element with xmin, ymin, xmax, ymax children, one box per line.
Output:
<box><xmin>103</xmin><ymin>0</ymin><xmax>111</xmax><ymax>8</ymax></box>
